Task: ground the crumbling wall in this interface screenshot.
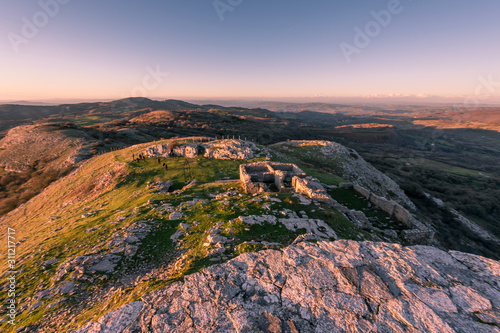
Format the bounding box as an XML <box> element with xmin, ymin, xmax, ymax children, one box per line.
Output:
<box><xmin>353</xmin><ymin>184</ymin><xmax>371</xmax><ymax>200</ymax></box>
<box><xmin>269</xmin><ymin>162</ymin><xmax>306</xmax><ymax>176</ymax></box>
<box><xmin>293</xmin><ymin>177</ymin><xmax>330</xmax><ymax>202</ymax></box>
<box><xmin>393</xmin><ymin>205</ymin><xmax>412</xmax><ymax>227</ymax></box>
<box><xmin>401</xmin><ymin>229</ymin><xmax>435</xmax><ymax>243</ymax></box>
<box><xmin>241</xmin><ymin>162</ymin><xmax>307</xmax><ymax>194</ymax></box>
<box><xmin>368</xmin><ymin>194</ymin><xmax>396</xmax><ymax>217</ymax></box>
<box><xmin>274</xmin><ymin>170</ymin><xmax>295</xmax><ymax>192</ymax></box>
<box><xmin>352</xmin><ymin>184</ymin><xmax>434</xmax><ymax>242</ymax></box>
<box><xmin>339</xmin><ymin>183</ymin><xmax>354</xmax><ymax>190</ymax></box>
<box><xmin>240</xmin><ymin>163</ymin><xmax>271</xmax><ymax>194</ymax></box>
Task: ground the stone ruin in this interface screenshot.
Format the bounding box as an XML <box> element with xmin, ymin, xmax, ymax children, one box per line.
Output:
<box><xmin>241</xmin><ymin>162</ymin><xmax>434</xmax><ymax>244</ymax></box>
<box><xmin>352</xmin><ymin>184</ymin><xmax>434</xmax><ymax>243</ymax></box>
<box><xmin>240</xmin><ymin>162</ymin><xmax>330</xmax><ymax>201</ymax></box>
<box><xmin>240</xmin><ymin>162</ymin><xmax>304</xmax><ymax>194</ymax></box>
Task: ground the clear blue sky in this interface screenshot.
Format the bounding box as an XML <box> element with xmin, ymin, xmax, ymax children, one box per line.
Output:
<box><xmin>1</xmin><ymin>0</ymin><xmax>499</xmax><ymax>103</ymax></box>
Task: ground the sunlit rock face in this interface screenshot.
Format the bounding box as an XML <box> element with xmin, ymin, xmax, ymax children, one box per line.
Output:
<box><xmin>75</xmin><ymin>240</ymin><xmax>500</xmax><ymax>333</ymax></box>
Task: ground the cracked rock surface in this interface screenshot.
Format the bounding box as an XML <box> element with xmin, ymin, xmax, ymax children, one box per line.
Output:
<box><xmin>74</xmin><ymin>240</ymin><xmax>500</xmax><ymax>332</ymax></box>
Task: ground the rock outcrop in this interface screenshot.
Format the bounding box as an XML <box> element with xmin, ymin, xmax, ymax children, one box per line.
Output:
<box><xmin>144</xmin><ymin>139</ymin><xmax>259</xmax><ymax>160</ymax></box>
<box><xmin>204</xmin><ymin>139</ymin><xmax>256</xmax><ymax>160</ymax></box>
<box><xmin>0</xmin><ymin>123</ymin><xmax>94</xmax><ymax>173</ymax></box>
<box><xmin>74</xmin><ymin>240</ymin><xmax>500</xmax><ymax>332</ymax></box>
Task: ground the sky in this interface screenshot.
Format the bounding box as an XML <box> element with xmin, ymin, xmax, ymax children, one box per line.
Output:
<box><xmin>1</xmin><ymin>0</ymin><xmax>500</xmax><ymax>104</ymax></box>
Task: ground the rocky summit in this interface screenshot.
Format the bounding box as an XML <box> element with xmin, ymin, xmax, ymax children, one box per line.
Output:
<box><xmin>75</xmin><ymin>240</ymin><xmax>500</xmax><ymax>333</ymax></box>
<box><xmin>1</xmin><ymin>136</ymin><xmax>499</xmax><ymax>332</ymax></box>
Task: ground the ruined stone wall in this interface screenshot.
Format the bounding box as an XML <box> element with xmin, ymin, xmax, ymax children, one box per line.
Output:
<box><xmin>401</xmin><ymin>229</ymin><xmax>435</xmax><ymax>243</ymax></box>
<box><xmin>244</xmin><ymin>164</ymin><xmax>273</xmax><ymax>173</ymax></box>
<box><xmin>352</xmin><ymin>184</ymin><xmax>434</xmax><ymax>241</ymax></box>
<box><xmin>293</xmin><ymin>177</ymin><xmax>330</xmax><ymax>202</ymax></box>
<box><xmin>249</xmin><ymin>172</ymin><xmax>275</xmax><ymax>183</ymax></box>
<box><xmin>241</xmin><ymin>162</ymin><xmax>308</xmax><ymax>195</ymax></box>
<box><xmin>292</xmin><ymin>177</ymin><xmax>310</xmax><ymax>196</ymax></box>
<box><xmin>239</xmin><ymin>164</ymin><xmax>254</xmax><ymax>194</ymax></box>
<box><xmin>274</xmin><ymin>170</ymin><xmax>296</xmax><ymax>192</ymax></box>
<box><xmin>240</xmin><ymin>163</ymin><xmax>274</xmax><ymax>194</ymax></box>
<box><xmin>353</xmin><ymin>184</ymin><xmax>371</xmax><ymax>199</ymax></box>
<box><xmin>292</xmin><ymin>164</ymin><xmax>306</xmax><ymax>175</ymax></box>
<box><xmin>393</xmin><ymin>205</ymin><xmax>412</xmax><ymax>227</ymax></box>
<box><xmin>274</xmin><ymin>170</ymin><xmax>285</xmax><ymax>192</ymax></box>
<box><xmin>369</xmin><ymin>194</ymin><xmax>396</xmax><ymax>216</ymax></box>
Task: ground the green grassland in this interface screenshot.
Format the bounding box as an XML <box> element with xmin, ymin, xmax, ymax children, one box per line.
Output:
<box><xmin>401</xmin><ymin>157</ymin><xmax>494</xmax><ymax>178</ymax></box>
<box><xmin>72</xmin><ymin>116</ymin><xmax>114</xmax><ymax>126</ymax></box>
<box><xmin>269</xmin><ymin>144</ymin><xmax>346</xmax><ymax>186</ymax></box>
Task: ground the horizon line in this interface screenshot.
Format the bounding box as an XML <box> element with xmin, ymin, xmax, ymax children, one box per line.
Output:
<box><xmin>2</xmin><ymin>96</ymin><xmax>500</xmax><ymax>107</ymax></box>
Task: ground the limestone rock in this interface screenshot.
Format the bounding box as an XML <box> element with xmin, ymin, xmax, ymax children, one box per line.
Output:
<box><xmin>292</xmin><ymin>193</ymin><xmax>311</xmax><ymax>205</ymax></box>
<box><xmin>204</xmin><ymin>140</ymin><xmax>256</xmax><ymax>160</ymax></box>
<box><xmin>87</xmin><ymin>254</ymin><xmax>122</xmax><ymax>273</ymax></box>
<box><xmin>74</xmin><ymin>301</ymin><xmax>145</xmax><ymax>333</ymax></box>
<box><xmin>54</xmin><ymin>254</ymin><xmax>122</xmax><ymax>281</ymax></box>
<box><xmin>105</xmin><ymin>220</ymin><xmax>156</xmax><ymax>257</ymax></box>
<box><xmin>169</xmin><ymin>211</ymin><xmax>183</xmax><ymax>221</ymax></box>
<box><xmin>172</xmin><ymin>145</ymin><xmax>198</xmax><ymax>158</ymax></box>
<box><xmin>147</xmin><ymin>180</ymin><xmax>173</xmax><ymax>193</ymax></box>
<box><xmin>346</xmin><ymin>209</ymin><xmax>372</xmax><ymax>229</ymax></box>
<box><xmin>75</xmin><ymin>240</ymin><xmax>500</xmax><ymax>333</ymax></box>
<box><xmin>170</xmin><ymin>229</ymin><xmax>185</xmax><ymax>245</ymax></box>
<box><xmin>237</xmin><ymin>215</ymin><xmax>278</xmax><ymax>226</ymax></box>
<box><xmin>0</xmin><ymin>123</ymin><xmax>94</xmax><ymax>173</ymax></box>
<box><xmin>279</xmin><ymin>218</ymin><xmax>337</xmax><ymax>239</ymax></box>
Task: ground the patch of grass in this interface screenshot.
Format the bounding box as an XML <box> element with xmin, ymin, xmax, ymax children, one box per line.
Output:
<box><xmin>236</xmin><ymin>242</ymin><xmax>264</xmax><ymax>255</ymax></box>
<box><xmin>270</xmin><ymin>146</ymin><xmax>346</xmax><ymax>185</ymax></box>
<box><xmin>72</xmin><ymin>116</ymin><xmax>113</xmax><ymax>126</ymax></box>
<box><xmin>402</xmin><ymin>157</ymin><xmax>493</xmax><ymax>178</ymax></box>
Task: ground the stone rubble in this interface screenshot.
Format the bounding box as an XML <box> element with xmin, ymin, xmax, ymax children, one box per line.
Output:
<box><xmin>170</xmin><ymin>179</ymin><xmax>198</xmax><ymax>195</ymax></box>
<box><xmin>53</xmin><ymin>221</ymin><xmax>157</xmax><ymax>283</ymax></box>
